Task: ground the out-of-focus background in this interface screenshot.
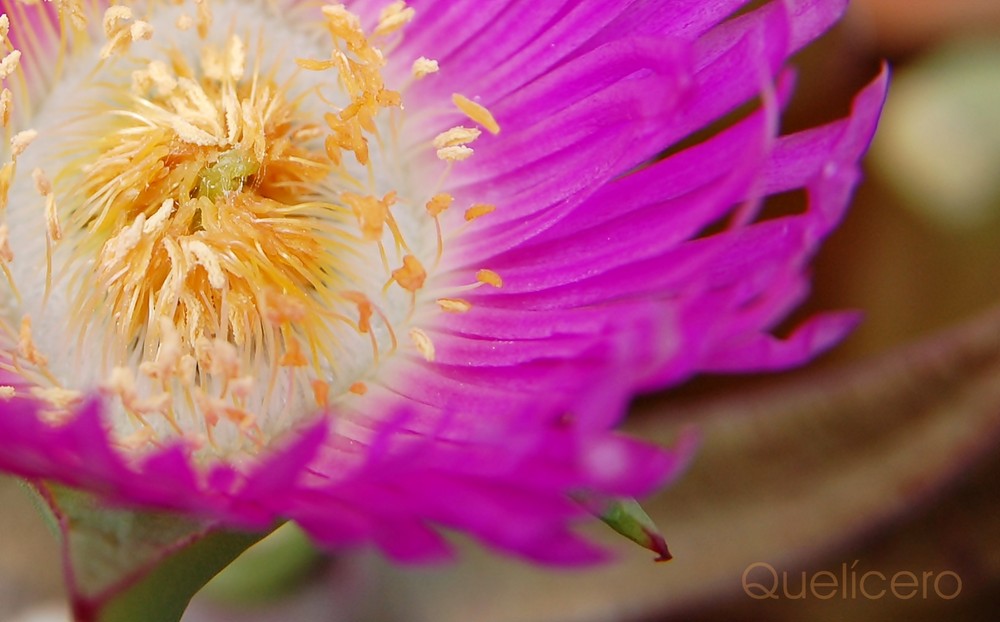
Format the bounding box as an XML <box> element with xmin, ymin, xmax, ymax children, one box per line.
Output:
<box><xmin>4</xmin><ymin>1</ymin><xmax>1000</xmax><ymax>620</ymax></box>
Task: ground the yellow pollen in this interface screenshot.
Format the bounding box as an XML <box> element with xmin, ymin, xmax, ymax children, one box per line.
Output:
<box><xmin>0</xmin><ymin>50</ymin><xmax>20</xmax><ymax>80</ymax></box>
<box><xmin>464</xmin><ymin>203</ymin><xmax>496</xmax><ymax>221</ymax></box>
<box><xmin>0</xmin><ymin>385</ymin><xmax>14</xmax><ymax>400</ymax></box>
<box><xmin>452</xmin><ymin>94</ymin><xmax>500</xmax><ymax>135</ymax></box>
<box><xmin>476</xmin><ymin>269</ymin><xmax>503</xmax><ymax>288</ymax></box>
<box><xmin>411</xmin><ymin>57</ymin><xmax>439</xmax><ymax>79</ymax></box>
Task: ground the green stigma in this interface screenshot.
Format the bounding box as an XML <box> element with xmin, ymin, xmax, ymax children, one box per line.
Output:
<box><xmin>196</xmin><ymin>149</ymin><xmax>260</xmax><ymax>200</ymax></box>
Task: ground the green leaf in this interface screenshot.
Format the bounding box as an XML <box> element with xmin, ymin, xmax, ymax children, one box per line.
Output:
<box><xmin>31</xmin><ymin>484</ymin><xmax>271</xmax><ymax>622</ymax></box>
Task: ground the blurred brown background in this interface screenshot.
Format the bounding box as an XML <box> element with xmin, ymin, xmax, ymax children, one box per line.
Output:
<box><xmin>3</xmin><ymin>1</ymin><xmax>1000</xmax><ymax>620</ymax></box>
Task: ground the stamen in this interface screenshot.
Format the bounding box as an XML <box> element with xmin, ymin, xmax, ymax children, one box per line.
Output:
<box><xmin>476</xmin><ymin>269</ymin><xmax>503</xmax><ymax>288</ymax></box>
<box><xmin>452</xmin><ymin>94</ymin><xmax>500</xmax><ymax>135</ymax></box>
<box><xmin>433</xmin><ymin>126</ymin><xmax>481</xmax><ymax>149</ymax></box>
<box><xmin>374</xmin><ymin>1</ymin><xmax>415</xmax><ymax>38</ymax></box>
<box><xmin>464</xmin><ymin>203</ymin><xmax>496</xmax><ymax>221</ymax></box>
<box><xmin>0</xmin><ymin>89</ymin><xmax>11</xmax><ymax>127</ymax></box>
<box><xmin>392</xmin><ymin>255</ymin><xmax>427</xmax><ymax>292</ymax></box>
<box><xmin>17</xmin><ymin>316</ymin><xmax>47</xmax><ymax>367</ymax></box>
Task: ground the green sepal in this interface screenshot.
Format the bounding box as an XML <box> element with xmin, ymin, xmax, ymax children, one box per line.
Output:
<box><xmin>576</xmin><ymin>493</ymin><xmax>671</xmax><ymax>561</ymax></box>
<box><xmin>30</xmin><ymin>483</ymin><xmax>272</xmax><ymax>622</ymax></box>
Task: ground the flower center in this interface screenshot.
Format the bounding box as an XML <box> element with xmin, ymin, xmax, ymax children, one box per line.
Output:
<box><xmin>0</xmin><ymin>1</ymin><xmax>506</xmax><ymax>457</ymax></box>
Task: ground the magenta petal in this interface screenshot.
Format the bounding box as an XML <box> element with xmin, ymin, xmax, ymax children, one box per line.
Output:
<box><xmin>0</xmin><ymin>1</ymin><xmax>886</xmax><ymax>566</ymax></box>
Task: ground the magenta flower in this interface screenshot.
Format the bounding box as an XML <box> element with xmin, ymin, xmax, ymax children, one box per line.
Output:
<box><xmin>0</xmin><ymin>0</ymin><xmax>885</xmax><ymax>566</ymax></box>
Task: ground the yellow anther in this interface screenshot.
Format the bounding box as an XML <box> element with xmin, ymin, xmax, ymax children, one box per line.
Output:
<box><xmin>280</xmin><ymin>337</ymin><xmax>309</xmax><ymax>367</ymax></box>
<box><xmin>183</xmin><ymin>240</ymin><xmax>226</xmax><ymax>289</ymax></box>
<box><xmin>453</xmin><ymin>93</ymin><xmax>500</xmax><ymax>135</ymax></box>
<box><xmin>436</xmin><ymin>145</ymin><xmax>474</xmax><ymax>162</ymax></box>
<box><xmin>30</xmin><ymin>168</ymin><xmax>51</xmax><ymax>196</ymax></box>
<box><xmin>433</xmin><ymin>126</ymin><xmax>481</xmax><ymax>149</ymax></box>
<box><xmin>0</xmin><ymin>225</ymin><xmax>13</xmax><ymax>262</ymax></box>
<box><xmin>102</xmin><ymin>6</ymin><xmax>133</xmax><ymax>37</ymax></box>
<box><xmin>0</xmin><ymin>51</ymin><xmax>18</xmax><ymax>80</ymax></box>
<box><xmin>409</xmin><ymin>327</ymin><xmax>435</xmax><ymax>362</ymax></box>
<box><xmin>311</xmin><ymin>379</ymin><xmax>330</xmax><ymax>407</ymax></box>
<box><xmin>392</xmin><ymin>255</ymin><xmax>427</xmax><ymax>292</ymax></box>
<box><xmin>342</xmin><ymin>291</ymin><xmax>375</xmax><ymax>334</ymax></box>
<box><xmin>10</xmin><ymin>129</ymin><xmax>37</xmax><ymax>159</ymax></box>
<box><xmin>207</xmin><ymin>339</ymin><xmax>241</xmax><ymax>379</ymax></box>
<box><xmin>130</xmin><ymin>21</ymin><xmax>154</xmax><ymax>42</ymax></box>
<box><xmin>266</xmin><ymin>291</ymin><xmax>308</xmax><ymax>324</ymax></box>
<box><xmin>0</xmin><ymin>89</ymin><xmax>11</xmax><ymax>127</ymax></box>
<box><xmin>343</xmin><ymin>191</ymin><xmax>397</xmax><ymax>241</ymax></box>
<box><xmin>437</xmin><ymin>298</ymin><xmax>472</xmax><ymax>313</ymax></box>
<box><xmin>176</xmin><ymin>14</ymin><xmax>194</xmax><ymax>31</ymax></box>
<box><xmin>230</xmin><ymin>376</ymin><xmax>255</xmax><ymax>400</ymax></box>
<box><xmin>31</xmin><ymin>169</ymin><xmax>61</xmax><ymax>242</ymax></box>
<box><xmin>0</xmin><ymin>386</ymin><xmax>14</xmax><ymax>400</ymax></box>
<box><xmin>426</xmin><ymin>193</ymin><xmax>454</xmax><ymax>217</ymax></box>
<box><xmin>0</xmin><ymin>162</ymin><xmax>13</xmax><ymax>212</ymax></box>
<box><xmin>30</xmin><ymin>387</ymin><xmax>82</xmax><ymax>410</ymax></box>
<box><xmin>296</xmin><ymin>58</ymin><xmax>339</xmax><ymax>71</ymax></box>
<box><xmin>374</xmin><ymin>1</ymin><xmax>415</xmax><ymax>37</ymax></box>
<box><xmin>349</xmin><ymin>382</ymin><xmax>368</xmax><ymax>395</ymax></box>
<box><xmin>195</xmin><ymin>0</ymin><xmax>213</xmax><ymax>39</ymax></box>
<box><xmin>412</xmin><ymin>57</ymin><xmax>439</xmax><ymax>79</ymax></box>
<box><xmin>476</xmin><ymin>269</ymin><xmax>503</xmax><ymax>288</ymax></box>
<box><xmin>464</xmin><ymin>203</ymin><xmax>496</xmax><ymax>221</ymax></box>
<box><xmin>18</xmin><ymin>315</ymin><xmax>46</xmax><ymax>366</ymax></box>
<box><xmin>143</xmin><ymin>199</ymin><xmax>175</xmax><ymax>234</ymax></box>
<box><xmin>104</xmin><ymin>366</ymin><xmax>137</xmax><ymax>398</ymax></box>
